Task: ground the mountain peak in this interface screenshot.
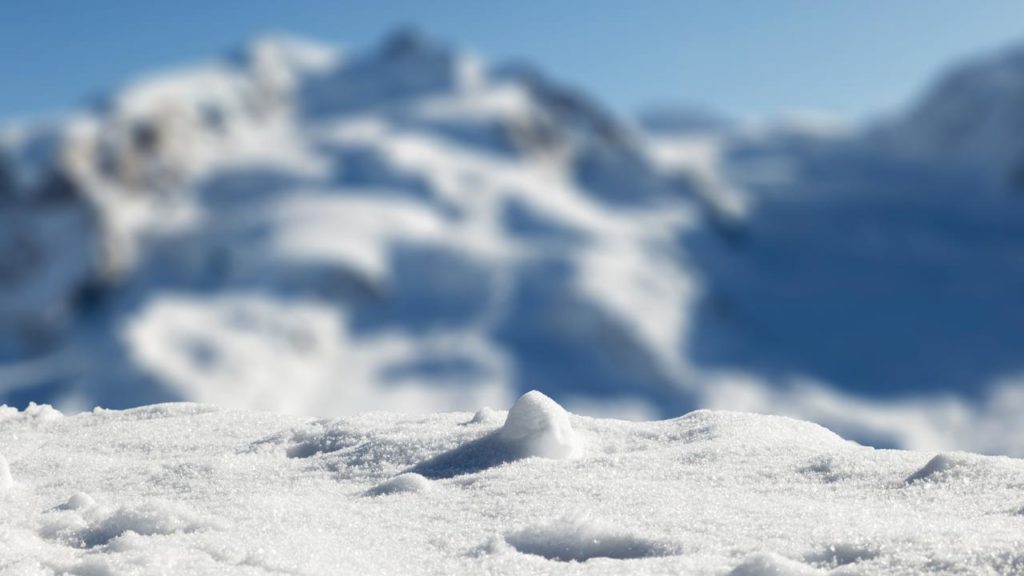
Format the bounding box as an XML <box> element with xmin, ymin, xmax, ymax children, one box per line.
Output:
<box><xmin>300</xmin><ymin>28</ymin><xmax>481</xmax><ymax>118</ymax></box>
<box><xmin>880</xmin><ymin>41</ymin><xmax>1024</xmax><ymax>190</ymax></box>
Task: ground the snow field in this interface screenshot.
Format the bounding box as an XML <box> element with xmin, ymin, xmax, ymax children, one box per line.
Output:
<box><xmin>1</xmin><ymin>392</ymin><xmax>1024</xmax><ymax>574</ymax></box>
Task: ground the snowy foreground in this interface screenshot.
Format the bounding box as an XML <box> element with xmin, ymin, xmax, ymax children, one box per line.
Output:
<box><xmin>2</xmin><ymin>392</ymin><xmax>1023</xmax><ymax>575</ymax></box>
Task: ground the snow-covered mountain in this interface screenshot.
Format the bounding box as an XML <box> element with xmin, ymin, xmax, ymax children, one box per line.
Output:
<box><xmin>876</xmin><ymin>44</ymin><xmax>1024</xmax><ymax>192</ymax></box>
<box><xmin>645</xmin><ymin>49</ymin><xmax>1024</xmax><ymax>454</ymax></box>
<box><xmin>0</xmin><ymin>30</ymin><xmax>707</xmax><ymax>419</ymax></box>
<box><xmin>1</xmin><ymin>30</ymin><xmax>1023</xmax><ymax>455</ymax></box>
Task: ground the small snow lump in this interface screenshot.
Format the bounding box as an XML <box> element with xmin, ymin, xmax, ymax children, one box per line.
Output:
<box><xmin>58</xmin><ymin>491</ymin><xmax>97</xmax><ymax>511</ymax></box>
<box><xmin>366</xmin><ymin>473</ymin><xmax>431</xmax><ymax>496</ymax></box>
<box><xmin>467</xmin><ymin>407</ymin><xmax>501</xmax><ymax>425</ymax></box>
<box><xmin>504</xmin><ymin>517</ymin><xmax>676</xmax><ymax>562</ymax></box>
<box><xmin>498</xmin><ymin>390</ymin><xmax>580</xmax><ymax>459</ymax></box>
<box><xmin>905</xmin><ymin>452</ymin><xmax>977</xmax><ymax>484</ymax></box>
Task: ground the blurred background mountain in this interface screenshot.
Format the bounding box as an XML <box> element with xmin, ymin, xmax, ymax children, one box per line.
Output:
<box><xmin>2</xmin><ymin>4</ymin><xmax>1024</xmax><ymax>455</ymax></box>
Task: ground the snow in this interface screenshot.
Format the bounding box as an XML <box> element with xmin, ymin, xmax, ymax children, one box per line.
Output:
<box><xmin>2</xmin><ymin>395</ymin><xmax>1024</xmax><ymax>575</ymax></box>
<box><xmin>409</xmin><ymin>391</ymin><xmax>578</xmax><ymax>479</ymax></box>
<box><xmin>366</xmin><ymin>473</ymin><xmax>431</xmax><ymax>496</ymax></box>
<box><xmin>643</xmin><ymin>131</ymin><xmax>749</xmax><ymax>222</ymax></box>
<box><xmin>0</xmin><ymin>451</ymin><xmax>11</xmax><ymax>490</ymax></box>
<box><xmin>2</xmin><ymin>25</ymin><xmax>1023</xmax><ymax>575</ymax></box>
<box><xmin>502</xmin><ymin>517</ymin><xmax>679</xmax><ymax>562</ymax></box>
<box><xmin>75</xmin><ymin>501</ymin><xmax>226</xmax><ymax>549</ymax></box>
<box><xmin>240</xmin><ymin>35</ymin><xmax>341</xmax><ymax>97</ymax></box>
<box><xmin>1</xmin><ymin>28</ymin><xmax>708</xmax><ymax>430</ymax></box>
<box><xmin>122</xmin><ymin>293</ymin><xmax>511</xmax><ymax>415</ymax></box>
<box><xmin>3</xmin><ymin>27</ymin><xmax>1024</xmax><ymax>464</ymax></box>
<box><xmin>302</xmin><ymin>28</ymin><xmax>483</xmax><ymax>118</ymax></box>
<box><xmin>727</xmin><ymin>553</ymin><xmax>821</xmax><ymax>576</ymax></box>
<box><xmin>496</xmin><ymin>390</ymin><xmax>580</xmax><ymax>459</ymax></box>
<box><xmin>57</xmin><ymin>492</ymin><xmax>96</xmax><ymax>511</ymax></box>
<box><xmin>904</xmin><ymin>452</ymin><xmax>984</xmax><ymax>484</ymax></box>
<box><xmin>0</xmin><ymin>402</ymin><xmax>63</xmax><ymax>424</ymax></box>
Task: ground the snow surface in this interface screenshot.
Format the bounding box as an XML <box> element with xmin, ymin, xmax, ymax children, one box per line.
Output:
<box><xmin>2</xmin><ymin>392</ymin><xmax>1023</xmax><ymax>575</ymax></box>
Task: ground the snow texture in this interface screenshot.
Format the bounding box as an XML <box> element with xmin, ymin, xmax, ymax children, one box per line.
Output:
<box><xmin>365</xmin><ymin>473</ymin><xmax>431</xmax><ymax>496</ymax></box>
<box><xmin>0</xmin><ymin>451</ymin><xmax>11</xmax><ymax>490</ymax></box>
<box><xmin>503</xmin><ymin>517</ymin><xmax>678</xmax><ymax>562</ymax></box>
<box><xmin>2</xmin><ymin>395</ymin><xmax>1023</xmax><ymax>575</ymax></box>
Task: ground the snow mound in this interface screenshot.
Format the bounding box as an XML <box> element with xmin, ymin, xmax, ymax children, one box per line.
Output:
<box><xmin>57</xmin><ymin>492</ymin><xmax>96</xmax><ymax>511</ymax></box>
<box><xmin>497</xmin><ymin>390</ymin><xmax>580</xmax><ymax>459</ymax></box>
<box><xmin>905</xmin><ymin>452</ymin><xmax>983</xmax><ymax>484</ymax></box>
<box><xmin>365</xmin><ymin>472</ymin><xmax>431</xmax><ymax>496</ymax></box>
<box><xmin>467</xmin><ymin>407</ymin><xmax>501</xmax><ymax>425</ymax></box>
<box><xmin>504</xmin><ymin>517</ymin><xmax>678</xmax><ymax>562</ymax></box>
<box><xmin>411</xmin><ymin>390</ymin><xmax>579</xmax><ymax>478</ymax></box>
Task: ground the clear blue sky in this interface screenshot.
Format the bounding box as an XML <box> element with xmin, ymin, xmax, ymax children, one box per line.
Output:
<box><xmin>2</xmin><ymin>1</ymin><xmax>1024</xmax><ymax>122</ymax></box>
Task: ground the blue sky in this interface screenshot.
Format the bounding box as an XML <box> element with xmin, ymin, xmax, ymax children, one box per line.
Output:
<box><xmin>2</xmin><ymin>1</ymin><xmax>1024</xmax><ymax>122</ymax></box>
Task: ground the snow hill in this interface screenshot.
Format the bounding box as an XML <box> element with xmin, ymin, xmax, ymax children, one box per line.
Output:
<box><xmin>1</xmin><ymin>30</ymin><xmax>1024</xmax><ymax>455</ymax></box>
<box><xmin>2</xmin><ymin>393</ymin><xmax>1023</xmax><ymax>575</ymax></box>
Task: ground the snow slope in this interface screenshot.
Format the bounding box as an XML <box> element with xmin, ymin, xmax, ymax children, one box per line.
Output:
<box><xmin>2</xmin><ymin>393</ymin><xmax>1023</xmax><ymax>575</ymax></box>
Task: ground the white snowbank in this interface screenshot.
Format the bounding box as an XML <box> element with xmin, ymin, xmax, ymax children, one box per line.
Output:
<box><xmin>2</xmin><ymin>396</ymin><xmax>1023</xmax><ymax>574</ymax></box>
